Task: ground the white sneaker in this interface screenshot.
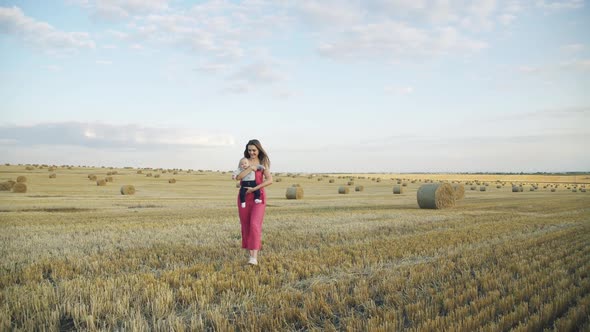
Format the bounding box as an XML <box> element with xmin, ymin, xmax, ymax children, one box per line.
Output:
<box><xmin>254</xmin><ymin>199</ymin><xmax>262</xmax><ymax>204</ymax></box>
<box><xmin>247</xmin><ymin>257</ymin><xmax>258</xmax><ymax>265</ymax></box>
<box><xmin>241</xmin><ymin>202</ymin><xmax>246</xmax><ymax>208</ymax></box>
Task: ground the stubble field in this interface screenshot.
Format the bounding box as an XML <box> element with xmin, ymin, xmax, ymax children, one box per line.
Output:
<box><xmin>1</xmin><ymin>165</ymin><xmax>589</xmax><ymax>331</ymax></box>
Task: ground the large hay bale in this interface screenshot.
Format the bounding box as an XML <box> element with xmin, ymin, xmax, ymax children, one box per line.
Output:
<box><xmin>12</xmin><ymin>182</ymin><xmax>27</xmax><ymax>193</ymax></box>
<box><xmin>355</xmin><ymin>185</ymin><xmax>364</xmax><ymax>192</ymax></box>
<box><xmin>0</xmin><ymin>181</ymin><xmax>16</xmax><ymax>191</ymax></box>
<box><xmin>393</xmin><ymin>185</ymin><xmax>404</xmax><ymax>194</ymax></box>
<box><xmin>16</xmin><ymin>176</ymin><xmax>27</xmax><ymax>183</ymax></box>
<box><xmin>97</xmin><ymin>179</ymin><xmax>107</xmax><ymax>186</ymax></box>
<box><xmin>512</xmin><ymin>186</ymin><xmax>522</xmax><ymax>192</ymax></box>
<box><xmin>417</xmin><ymin>183</ymin><xmax>455</xmax><ymax>209</ymax></box>
<box><xmin>338</xmin><ymin>186</ymin><xmax>350</xmax><ymax>194</ymax></box>
<box><xmin>168</xmin><ymin>178</ymin><xmax>176</xmax><ymax>183</ymax></box>
<box><xmin>285</xmin><ymin>187</ymin><xmax>304</xmax><ymax>199</ymax></box>
<box><xmin>120</xmin><ymin>185</ymin><xmax>136</xmax><ymax>195</ymax></box>
<box><xmin>451</xmin><ymin>184</ymin><xmax>465</xmax><ymax>200</ymax></box>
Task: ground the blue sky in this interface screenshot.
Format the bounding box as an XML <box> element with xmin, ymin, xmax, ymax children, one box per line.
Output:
<box><xmin>1</xmin><ymin>0</ymin><xmax>589</xmax><ymax>173</ymax></box>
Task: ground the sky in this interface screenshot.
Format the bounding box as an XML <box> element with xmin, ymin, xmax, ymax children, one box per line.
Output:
<box><xmin>0</xmin><ymin>0</ymin><xmax>589</xmax><ymax>173</ymax></box>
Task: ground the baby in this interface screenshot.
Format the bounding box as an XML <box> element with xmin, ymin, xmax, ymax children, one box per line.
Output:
<box><xmin>232</xmin><ymin>157</ymin><xmax>265</xmax><ymax>208</ymax></box>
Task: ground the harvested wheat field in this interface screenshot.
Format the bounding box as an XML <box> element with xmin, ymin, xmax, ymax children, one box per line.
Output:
<box><xmin>1</xmin><ymin>165</ymin><xmax>589</xmax><ymax>331</ymax></box>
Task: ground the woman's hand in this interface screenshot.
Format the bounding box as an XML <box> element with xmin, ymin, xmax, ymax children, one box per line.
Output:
<box><xmin>245</xmin><ymin>187</ymin><xmax>257</xmax><ymax>194</ymax></box>
<box><xmin>250</xmin><ymin>165</ymin><xmax>258</xmax><ymax>171</ymax></box>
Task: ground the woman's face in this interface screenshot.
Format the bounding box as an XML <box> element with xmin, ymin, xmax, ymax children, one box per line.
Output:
<box><xmin>247</xmin><ymin>145</ymin><xmax>259</xmax><ymax>160</ymax></box>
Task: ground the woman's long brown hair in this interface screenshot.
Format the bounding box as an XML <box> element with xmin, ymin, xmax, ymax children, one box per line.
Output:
<box><xmin>244</xmin><ymin>139</ymin><xmax>270</xmax><ymax>168</ymax></box>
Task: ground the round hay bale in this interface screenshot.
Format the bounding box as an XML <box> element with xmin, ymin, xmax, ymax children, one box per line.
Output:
<box><xmin>106</xmin><ymin>176</ymin><xmax>114</xmax><ymax>182</ymax></box>
<box><xmin>480</xmin><ymin>186</ymin><xmax>486</xmax><ymax>192</ymax></box>
<box><xmin>451</xmin><ymin>184</ymin><xmax>465</xmax><ymax>200</ymax></box>
<box><xmin>529</xmin><ymin>187</ymin><xmax>535</xmax><ymax>191</ymax></box>
<box><xmin>154</xmin><ymin>174</ymin><xmax>161</xmax><ymax>178</ymax></box>
<box><xmin>25</xmin><ymin>166</ymin><xmax>34</xmax><ymax>170</ymax></box>
<box><xmin>496</xmin><ymin>185</ymin><xmax>502</xmax><ymax>189</ymax></box>
<box><xmin>512</xmin><ymin>186</ymin><xmax>520</xmax><ymax>192</ymax></box>
<box><xmin>581</xmin><ymin>188</ymin><xmax>586</xmax><ymax>193</ymax></box>
<box><xmin>49</xmin><ymin>173</ymin><xmax>56</xmax><ymax>179</ymax></box>
<box><xmin>338</xmin><ymin>186</ymin><xmax>350</xmax><ymax>194</ymax></box>
<box><xmin>120</xmin><ymin>185</ymin><xmax>136</xmax><ymax>195</ymax></box>
<box><xmin>572</xmin><ymin>188</ymin><xmax>577</xmax><ymax>192</ymax></box>
<box><xmin>16</xmin><ymin>176</ymin><xmax>27</xmax><ymax>183</ymax></box>
<box><xmin>12</xmin><ymin>182</ymin><xmax>27</xmax><ymax>193</ymax></box>
<box><xmin>416</xmin><ymin>183</ymin><xmax>455</xmax><ymax>209</ymax></box>
<box><xmin>286</xmin><ymin>187</ymin><xmax>304</xmax><ymax>199</ymax></box>
<box><xmin>88</xmin><ymin>175</ymin><xmax>97</xmax><ymax>181</ymax></box>
<box><xmin>275</xmin><ymin>178</ymin><xmax>282</xmax><ymax>182</ymax></box>
<box><xmin>146</xmin><ymin>173</ymin><xmax>153</xmax><ymax>177</ymax></box>
<box><xmin>0</xmin><ymin>181</ymin><xmax>16</xmax><ymax>191</ymax></box>
<box><xmin>470</xmin><ymin>186</ymin><xmax>477</xmax><ymax>191</ymax></box>
<box><xmin>355</xmin><ymin>185</ymin><xmax>364</xmax><ymax>192</ymax></box>
<box><xmin>168</xmin><ymin>178</ymin><xmax>176</xmax><ymax>183</ymax></box>
<box><xmin>347</xmin><ymin>181</ymin><xmax>354</xmax><ymax>185</ymax></box>
<box><xmin>393</xmin><ymin>185</ymin><xmax>404</xmax><ymax>194</ymax></box>
<box><xmin>137</xmin><ymin>170</ymin><xmax>143</xmax><ymax>174</ymax></box>
<box><xmin>550</xmin><ymin>188</ymin><xmax>556</xmax><ymax>192</ymax></box>
<box><xmin>97</xmin><ymin>179</ymin><xmax>107</xmax><ymax>186</ymax></box>
<box><xmin>329</xmin><ymin>179</ymin><xmax>335</xmax><ymax>183</ymax></box>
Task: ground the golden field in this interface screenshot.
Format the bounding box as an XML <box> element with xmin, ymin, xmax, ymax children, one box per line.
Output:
<box><xmin>1</xmin><ymin>164</ymin><xmax>589</xmax><ymax>331</ymax></box>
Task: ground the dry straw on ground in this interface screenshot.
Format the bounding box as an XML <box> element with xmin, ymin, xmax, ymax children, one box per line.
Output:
<box><xmin>417</xmin><ymin>183</ymin><xmax>455</xmax><ymax>209</ymax></box>
<box><xmin>285</xmin><ymin>187</ymin><xmax>304</xmax><ymax>199</ymax></box>
<box><xmin>120</xmin><ymin>185</ymin><xmax>135</xmax><ymax>195</ymax></box>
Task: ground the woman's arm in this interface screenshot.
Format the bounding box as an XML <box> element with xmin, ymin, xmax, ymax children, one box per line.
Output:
<box><xmin>246</xmin><ymin>165</ymin><xmax>273</xmax><ymax>192</ymax></box>
<box><xmin>235</xmin><ymin>165</ymin><xmax>256</xmax><ymax>181</ymax></box>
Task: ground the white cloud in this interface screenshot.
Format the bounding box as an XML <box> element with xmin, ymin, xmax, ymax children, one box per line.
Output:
<box><xmin>77</xmin><ymin>0</ymin><xmax>171</xmax><ymax>21</ymax></box>
<box><xmin>0</xmin><ymin>6</ymin><xmax>95</xmax><ymax>53</ymax></box>
<box><xmin>0</xmin><ymin>122</ymin><xmax>235</xmax><ymax>148</ymax></box>
<box><xmin>536</xmin><ymin>0</ymin><xmax>585</xmax><ymax>10</ymax></box>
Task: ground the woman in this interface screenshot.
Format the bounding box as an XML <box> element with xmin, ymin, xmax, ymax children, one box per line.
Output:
<box><xmin>234</xmin><ymin>139</ymin><xmax>273</xmax><ymax>265</ymax></box>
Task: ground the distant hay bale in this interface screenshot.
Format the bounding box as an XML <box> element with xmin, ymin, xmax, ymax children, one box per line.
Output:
<box><xmin>0</xmin><ymin>181</ymin><xmax>16</xmax><ymax>191</ymax></box>
<box><xmin>105</xmin><ymin>176</ymin><xmax>114</xmax><ymax>182</ymax></box>
<box><xmin>338</xmin><ymin>186</ymin><xmax>350</xmax><ymax>194</ymax></box>
<box><xmin>496</xmin><ymin>185</ymin><xmax>502</xmax><ymax>189</ymax></box>
<box><xmin>97</xmin><ymin>179</ymin><xmax>107</xmax><ymax>186</ymax></box>
<box><xmin>376</xmin><ymin>178</ymin><xmax>381</xmax><ymax>183</ymax></box>
<box><xmin>286</xmin><ymin>187</ymin><xmax>304</xmax><ymax>199</ymax></box>
<box><xmin>551</xmin><ymin>188</ymin><xmax>556</xmax><ymax>192</ymax></box>
<box><xmin>402</xmin><ymin>182</ymin><xmax>407</xmax><ymax>187</ymax></box>
<box><xmin>154</xmin><ymin>174</ymin><xmax>161</xmax><ymax>178</ymax></box>
<box><xmin>12</xmin><ymin>182</ymin><xmax>27</xmax><ymax>193</ymax></box>
<box><xmin>417</xmin><ymin>183</ymin><xmax>455</xmax><ymax>209</ymax></box>
<box><xmin>512</xmin><ymin>186</ymin><xmax>522</xmax><ymax>192</ymax></box>
<box><xmin>451</xmin><ymin>184</ymin><xmax>465</xmax><ymax>200</ymax></box>
<box><xmin>88</xmin><ymin>174</ymin><xmax>97</xmax><ymax>181</ymax></box>
<box><xmin>49</xmin><ymin>173</ymin><xmax>56</xmax><ymax>179</ymax></box>
<box><xmin>146</xmin><ymin>173</ymin><xmax>153</xmax><ymax>177</ymax></box>
<box><xmin>393</xmin><ymin>185</ymin><xmax>404</xmax><ymax>194</ymax></box>
<box><xmin>581</xmin><ymin>188</ymin><xmax>586</xmax><ymax>193</ymax></box>
<box><xmin>275</xmin><ymin>178</ymin><xmax>282</xmax><ymax>182</ymax></box>
<box><xmin>137</xmin><ymin>170</ymin><xmax>143</xmax><ymax>174</ymax></box>
<box><xmin>292</xmin><ymin>184</ymin><xmax>301</xmax><ymax>187</ymax></box>
<box><xmin>347</xmin><ymin>181</ymin><xmax>354</xmax><ymax>185</ymax></box>
<box><xmin>480</xmin><ymin>186</ymin><xmax>486</xmax><ymax>192</ymax></box>
<box><xmin>25</xmin><ymin>166</ymin><xmax>34</xmax><ymax>170</ymax></box>
<box><xmin>572</xmin><ymin>188</ymin><xmax>577</xmax><ymax>192</ymax></box>
<box><xmin>329</xmin><ymin>179</ymin><xmax>335</xmax><ymax>183</ymax></box>
<box><xmin>168</xmin><ymin>178</ymin><xmax>176</xmax><ymax>183</ymax></box>
<box><xmin>16</xmin><ymin>176</ymin><xmax>27</xmax><ymax>183</ymax></box>
<box><xmin>470</xmin><ymin>186</ymin><xmax>477</xmax><ymax>191</ymax></box>
<box><xmin>120</xmin><ymin>185</ymin><xmax>136</xmax><ymax>195</ymax></box>
<box><xmin>530</xmin><ymin>187</ymin><xmax>535</xmax><ymax>191</ymax></box>
<box><xmin>355</xmin><ymin>185</ymin><xmax>364</xmax><ymax>192</ymax></box>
